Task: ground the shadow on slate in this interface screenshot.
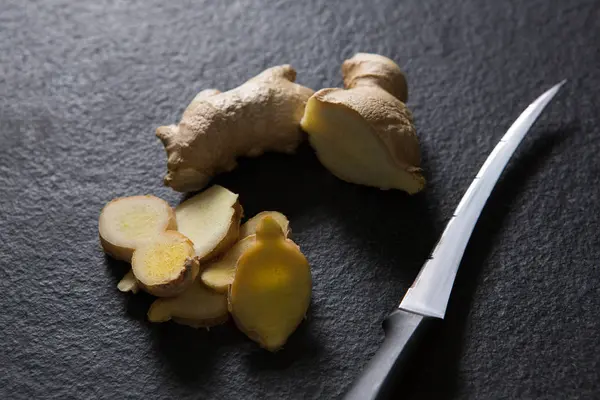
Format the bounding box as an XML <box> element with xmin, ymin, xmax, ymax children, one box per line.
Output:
<box><xmin>396</xmin><ymin>125</ymin><xmax>576</xmax><ymax>400</ymax></box>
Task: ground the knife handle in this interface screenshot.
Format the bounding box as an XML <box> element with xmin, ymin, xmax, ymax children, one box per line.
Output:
<box><xmin>343</xmin><ymin>309</ymin><xmax>438</xmax><ymax>400</ymax></box>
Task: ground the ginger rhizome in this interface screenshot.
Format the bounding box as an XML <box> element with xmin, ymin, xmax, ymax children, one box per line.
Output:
<box><xmin>131</xmin><ymin>230</ymin><xmax>199</xmax><ymax>297</ymax></box>
<box><xmin>157</xmin><ymin>65</ymin><xmax>314</xmax><ymax>192</ymax></box>
<box><xmin>201</xmin><ymin>211</ymin><xmax>290</xmax><ymax>293</ymax></box>
<box><xmin>229</xmin><ymin>216</ymin><xmax>311</xmax><ymax>352</ymax></box>
<box><xmin>175</xmin><ymin>185</ymin><xmax>242</xmax><ymax>261</ymax></box>
<box><xmin>301</xmin><ymin>53</ymin><xmax>425</xmax><ymax>194</ymax></box>
<box><xmin>99</xmin><ymin>195</ymin><xmax>176</xmax><ymax>262</ymax></box>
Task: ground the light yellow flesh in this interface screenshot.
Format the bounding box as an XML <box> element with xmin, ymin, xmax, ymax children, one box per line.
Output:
<box><xmin>175</xmin><ymin>185</ymin><xmax>239</xmax><ymax>259</ymax></box>
<box><xmin>117</xmin><ymin>270</ymin><xmax>139</xmax><ymax>294</ymax></box>
<box><xmin>240</xmin><ymin>211</ymin><xmax>290</xmax><ymax>239</ymax></box>
<box><xmin>230</xmin><ymin>217</ymin><xmax>311</xmax><ymax>351</ymax></box>
<box><xmin>200</xmin><ymin>235</ymin><xmax>257</xmax><ymax>292</ymax></box>
<box><xmin>148</xmin><ymin>280</ymin><xmax>228</xmax><ymax>326</ymax></box>
<box><xmin>301</xmin><ymin>99</ymin><xmax>423</xmax><ymax>193</ymax></box>
<box><xmin>131</xmin><ymin>231</ymin><xmax>198</xmax><ymax>296</ymax></box>
<box><xmin>99</xmin><ymin>195</ymin><xmax>175</xmax><ymax>260</ymax></box>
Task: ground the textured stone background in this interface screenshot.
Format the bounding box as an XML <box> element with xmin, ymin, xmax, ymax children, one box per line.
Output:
<box><xmin>0</xmin><ymin>0</ymin><xmax>599</xmax><ymax>399</ymax></box>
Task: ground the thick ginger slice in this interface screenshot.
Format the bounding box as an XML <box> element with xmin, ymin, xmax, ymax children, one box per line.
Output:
<box><xmin>148</xmin><ymin>280</ymin><xmax>228</xmax><ymax>328</ymax></box>
<box><xmin>239</xmin><ymin>211</ymin><xmax>290</xmax><ymax>239</ymax></box>
<box><xmin>131</xmin><ymin>231</ymin><xmax>199</xmax><ymax>297</ymax></box>
<box><xmin>175</xmin><ymin>185</ymin><xmax>242</xmax><ymax>261</ymax></box>
<box><xmin>99</xmin><ymin>195</ymin><xmax>176</xmax><ymax>262</ymax></box>
<box><xmin>201</xmin><ymin>212</ymin><xmax>291</xmax><ymax>293</ymax></box>
<box><xmin>300</xmin><ymin>53</ymin><xmax>425</xmax><ymax>194</ymax></box>
<box><xmin>157</xmin><ymin>65</ymin><xmax>315</xmax><ymax>192</ymax></box>
<box><xmin>229</xmin><ymin>216</ymin><xmax>311</xmax><ymax>352</ymax></box>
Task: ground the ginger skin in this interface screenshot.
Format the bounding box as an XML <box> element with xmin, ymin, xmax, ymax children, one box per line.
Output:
<box><xmin>301</xmin><ymin>53</ymin><xmax>425</xmax><ymax>194</ymax></box>
<box><xmin>157</xmin><ymin>65</ymin><xmax>314</xmax><ymax>192</ymax></box>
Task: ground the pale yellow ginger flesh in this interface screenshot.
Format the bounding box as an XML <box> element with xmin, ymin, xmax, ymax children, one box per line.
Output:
<box><xmin>239</xmin><ymin>211</ymin><xmax>290</xmax><ymax>239</ymax></box>
<box><xmin>99</xmin><ymin>195</ymin><xmax>176</xmax><ymax>262</ymax></box>
<box><xmin>157</xmin><ymin>65</ymin><xmax>315</xmax><ymax>192</ymax></box>
<box><xmin>202</xmin><ymin>212</ymin><xmax>291</xmax><ymax>293</ymax></box>
<box><xmin>300</xmin><ymin>53</ymin><xmax>425</xmax><ymax>194</ymax></box>
<box><xmin>148</xmin><ymin>280</ymin><xmax>228</xmax><ymax>328</ymax></box>
<box><xmin>175</xmin><ymin>185</ymin><xmax>242</xmax><ymax>261</ymax></box>
<box><xmin>229</xmin><ymin>216</ymin><xmax>311</xmax><ymax>352</ymax></box>
<box><xmin>131</xmin><ymin>231</ymin><xmax>199</xmax><ymax>297</ymax></box>
<box><xmin>117</xmin><ymin>270</ymin><xmax>138</xmax><ymax>294</ymax></box>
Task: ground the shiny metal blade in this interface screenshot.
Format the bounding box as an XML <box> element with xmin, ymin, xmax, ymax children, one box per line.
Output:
<box><xmin>399</xmin><ymin>80</ymin><xmax>566</xmax><ymax>319</ymax></box>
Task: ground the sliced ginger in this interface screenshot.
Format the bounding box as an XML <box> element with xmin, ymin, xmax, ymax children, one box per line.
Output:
<box><xmin>99</xmin><ymin>195</ymin><xmax>176</xmax><ymax>262</ymax></box>
<box><xmin>175</xmin><ymin>185</ymin><xmax>242</xmax><ymax>261</ymax></box>
<box><xmin>131</xmin><ymin>231</ymin><xmax>199</xmax><ymax>297</ymax></box>
<box><xmin>201</xmin><ymin>211</ymin><xmax>291</xmax><ymax>293</ymax></box>
<box><xmin>117</xmin><ymin>270</ymin><xmax>138</xmax><ymax>294</ymax></box>
<box><xmin>300</xmin><ymin>53</ymin><xmax>425</xmax><ymax>194</ymax></box>
<box><xmin>229</xmin><ymin>216</ymin><xmax>311</xmax><ymax>351</ymax></box>
<box><xmin>148</xmin><ymin>280</ymin><xmax>228</xmax><ymax>328</ymax></box>
<box><xmin>239</xmin><ymin>211</ymin><xmax>290</xmax><ymax>239</ymax></box>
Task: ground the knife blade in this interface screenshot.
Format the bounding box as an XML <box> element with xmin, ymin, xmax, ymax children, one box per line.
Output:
<box><xmin>343</xmin><ymin>80</ymin><xmax>566</xmax><ymax>400</ymax></box>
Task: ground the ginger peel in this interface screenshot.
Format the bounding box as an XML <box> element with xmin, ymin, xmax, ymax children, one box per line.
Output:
<box><xmin>229</xmin><ymin>216</ymin><xmax>311</xmax><ymax>352</ymax></box>
<box><xmin>157</xmin><ymin>65</ymin><xmax>314</xmax><ymax>192</ymax></box>
<box><xmin>301</xmin><ymin>53</ymin><xmax>425</xmax><ymax>194</ymax></box>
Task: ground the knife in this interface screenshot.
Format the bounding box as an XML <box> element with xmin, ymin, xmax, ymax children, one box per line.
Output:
<box><xmin>343</xmin><ymin>80</ymin><xmax>566</xmax><ymax>400</ymax></box>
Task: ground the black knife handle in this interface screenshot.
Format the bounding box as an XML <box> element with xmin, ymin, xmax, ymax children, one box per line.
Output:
<box><xmin>343</xmin><ymin>309</ymin><xmax>438</xmax><ymax>400</ymax></box>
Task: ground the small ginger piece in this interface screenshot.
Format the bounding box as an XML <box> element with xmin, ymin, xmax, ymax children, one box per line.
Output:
<box><xmin>131</xmin><ymin>231</ymin><xmax>199</xmax><ymax>297</ymax></box>
<box><xmin>175</xmin><ymin>185</ymin><xmax>242</xmax><ymax>261</ymax></box>
<box><xmin>147</xmin><ymin>280</ymin><xmax>228</xmax><ymax>328</ymax></box>
<box><xmin>300</xmin><ymin>53</ymin><xmax>425</xmax><ymax>194</ymax></box>
<box><xmin>117</xmin><ymin>270</ymin><xmax>138</xmax><ymax>294</ymax></box>
<box><xmin>202</xmin><ymin>212</ymin><xmax>291</xmax><ymax>292</ymax></box>
<box><xmin>156</xmin><ymin>65</ymin><xmax>315</xmax><ymax>192</ymax></box>
<box><xmin>239</xmin><ymin>211</ymin><xmax>290</xmax><ymax>239</ymax></box>
<box><xmin>229</xmin><ymin>216</ymin><xmax>311</xmax><ymax>351</ymax></box>
<box><xmin>98</xmin><ymin>195</ymin><xmax>176</xmax><ymax>262</ymax></box>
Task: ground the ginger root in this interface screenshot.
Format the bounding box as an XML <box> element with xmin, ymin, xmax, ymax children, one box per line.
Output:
<box><xmin>229</xmin><ymin>216</ymin><xmax>311</xmax><ymax>351</ymax></box>
<box><xmin>175</xmin><ymin>185</ymin><xmax>242</xmax><ymax>261</ymax></box>
<box><xmin>157</xmin><ymin>65</ymin><xmax>315</xmax><ymax>192</ymax></box>
<box><xmin>148</xmin><ymin>280</ymin><xmax>228</xmax><ymax>328</ymax></box>
<box><xmin>99</xmin><ymin>195</ymin><xmax>176</xmax><ymax>262</ymax></box>
<box><xmin>117</xmin><ymin>270</ymin><xmax>138</xmax><ymax>294</ymax></box>
<box><xmin>131</xmin><ymin>231</ymin><xmax>199</xmax><ymax>297</ymax></box>
<box><xmin>300</xmin><ymin>53</ymin><xmax>425</xmax><ymax>194</ymax></box>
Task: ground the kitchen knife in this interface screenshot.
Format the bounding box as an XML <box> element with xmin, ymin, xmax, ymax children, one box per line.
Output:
<box><xmin>343</xmin><ymin>80</ymin><xmax>566</xmax><ymax>400</ymax></box>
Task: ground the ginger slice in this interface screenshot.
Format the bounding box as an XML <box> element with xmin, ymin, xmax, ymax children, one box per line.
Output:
<box><xmin>117</xmin><ymin>270</ymin><xmax>138</xmax><ymax>294</ymax></box>
<box><xmin>300</xmin><ymin>53</ymin><xmax>425</xmax><ymax>194</ymax></box>
<box><xmin>201</xmin><ymin>212</ymin><xmax>291</xmax><ymax>292</ymax></box>
<box><xmin>99</xmin><ymin>195</ymin><xmax>176</xmax><ymax>262</ymax></box>
<box><xmin>156</xmin><ymin>65</ymin><xmax>315</xmax><ymax>192</ymax></box>
<box><xmin>147</xmin><ymin>280</ymin><xmax>228</xmax><ymax>328</ymax></box>
<box><xmin>239</xmin><ymin>211</ymin><xmax>290</xmax><ymax>239</ymax></box>
<box><xmin>229</xmin><ymin>216</ymin><xmax>311</xmax><ymax>351</ymax></box>
<box><xmin>131</xmin><ymin>231</ymin><xmax>199</xmax><ymax>297</ymax></box>
<box><xmin>175</xmin><ymin>185</ymin><xmax>242</xmax><ymax>261</ymax></box>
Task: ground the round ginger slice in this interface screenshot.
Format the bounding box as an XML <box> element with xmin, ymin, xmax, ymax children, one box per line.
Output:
<box><xmin>99</xmin><ymin>195</ymin><xmax>176</xmax><ymax>262</ymax></box>
<box><xmin>131</xmin><ymin>231</ymin><xmax>199</xmax><ymax>297</ymax></box>
<box><xmin>229</xmin><ymin>216</ymin><xmax>312</xmax><ymax>352</ymax></box>
<box><xmin>239</xmin><ymin>211</ymin><xmax>290</xmax><ymax>239</ymax></box>
<box><xmin>147</xmin><ymin>280</ymin><xmax>228</xmax><ymax>328</ymax></box>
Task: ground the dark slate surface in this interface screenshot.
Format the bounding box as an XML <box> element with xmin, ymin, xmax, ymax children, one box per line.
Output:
<box><xmin>1</xmin><ymin>0</ymin><xmax>599</xmax><ymax>399</ymax></box>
